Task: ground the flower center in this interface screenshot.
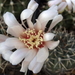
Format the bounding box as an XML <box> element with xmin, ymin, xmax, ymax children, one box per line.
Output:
<box><xmin>19</xmin><ymin>29</ymin><xmax>44</xmax><ymax>50</ymax></box>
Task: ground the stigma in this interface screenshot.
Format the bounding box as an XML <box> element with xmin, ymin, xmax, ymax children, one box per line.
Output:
<box><xmin>19</xmin><ymin>29</ymin><xmax>45</xmax><ymax>50</ymax></box>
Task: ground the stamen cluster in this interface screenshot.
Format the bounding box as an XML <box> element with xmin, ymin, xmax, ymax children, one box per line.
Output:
<box><xmin>19</xmin><ymin>29</ymin><xmax>44</xmax><ymax>50</ymax></box>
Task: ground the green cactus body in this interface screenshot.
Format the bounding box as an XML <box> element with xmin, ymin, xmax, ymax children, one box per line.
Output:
<box><xmin>0</xmin><ymin>0</ymin><xmax>75</xmax><ymax>75</ymax></box>
<box><xmin>0</xmin><ymin>0</ymin><xmax>29</xmax><ymax>17</ymax></box>
<box><xmin>43</xmin><ymin>27</ymin><xmax>75</xmax><ymax>75</ymax></box>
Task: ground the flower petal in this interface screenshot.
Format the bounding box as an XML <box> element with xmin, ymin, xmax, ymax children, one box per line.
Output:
<box><xmin>45</xmin><ymin>40</ymin><xmax>60</xmax><ymax>50</ymax></box>
<box><xmin>5</xmin><ymin>38</ymin><xmax>25</xmax><ymax>49</ymax></box>
<box><xmin>0</xmin><ymin>34</ymin><xmax>8</xmax><ymax>43</ymax></box>
<box><xmin>2</xmin><ymin>50</ymin><xmax>13</xmax><ymax>61</ymax></box>
<box><xmin>20</xmin><ymin>49</ymin><xmax>36</xmax><ymax>72</ymax></box>
<box><xmin>7</xmin><ymin>25</ymin><xmax>24</xmax><ymax>37</ymax></box>
<box><xmin>73</xmin><ymin>4</ymin><xmax>75</xmax><ymax>13</ymax></box>
<box><xmin>3</xmin><ymin>12</ymin><xmax>20</xmax><ymax>27</ymax></box>
<box><xmin>71</xmin><ymin>0</ymin><xmax>75</xmax><ymax>5</ymax></box>
<box><xmin>48</xmin><ymin>15</ymin><xmax>63</xmax><ymax>32</ymax></box>
<box><xmin>36</xmin><ymin>47</ymin><xmax>49</xmax><ymax>62</ymax></box>
<box><xmin>33</xmin><ymin>62</ymin><xmax>44</xmax><ymax>74</ymax></box>
<box><xmin>27</xmin><ymin>19</ymin><xmax>34</xmax><ymax>29</ymax></box>
<box><xmin>20</xmin><ymin>9</ymin><xmax>33</xmax><ymax>21</ymax></box>
<box><xmin>3</xmin><ymin>12</ymin><xmax>24</xmax><ymax>37</ymax></box>
<box><xmin>27</xmin><ymin>0</ymin><xmax>39</xmax><ymax>11</ymax></box>
<box><xmin>26</xmin><ymin>0</ymin><xmax>38</xmax><ymax>21</ymax></box>
<box><xmin>65</xmin><ymin>0</ymin><xmax>72</xmax><ymax>12</ymax></box>
<box><xmin>20</xmin><ymin>61</ymin><xmax>30</xmax><ymax>72</ymax></box>
<box><xmin>38</xmin><ymin>6</ymin><xmax>58</xmax><ymax>30</ymax></box>
<box><xmin>34</xmin><ymin>19</ymin><xmax>42</xmax><ymax>30</ymax></box>
<box><xmin>48</xmin><ymin>0</ymin><xmax>62</xmax><ymax>7</ymax></box>
<box><xmin>0</xmin><ymin>42</ymin><xmax>13</xmax><ymax>54</ymax></box>
<box><xmin>9</xmin><ymin>48</ymin><xmax>29</xmax><ymax>65</ymax></box>
<box><xmin>43</xmin><ymin>33</ymin><xmax>55</xmax><ymax>41</ymax></box>
<box><xmin>28</xmin><ymin>56</ymin><xmax>44</xmax><ymax>73</ymax></box>
<box><xmin>29</xmin><ymin>56</ymin><xmax>37</xmax><ymax>70</ymax></box>
<box><xmin>25</xmin><ymin>49</ymin><xmax>37</xmax><ymax>61</ymax></box>
<box><xmin>0</xmin><ymin>42</ymin><xmax>13</xmax><ymax>61</ymax></box>
<box><xmin>58</xmin><ymin>2</ymin><xmax>67</xmax><ymax>13</ymax></box>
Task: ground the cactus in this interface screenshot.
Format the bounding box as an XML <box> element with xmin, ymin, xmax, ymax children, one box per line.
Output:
<box><xmin>0</xmin><ymin>0</ymin><xmax>30</xmax><ymax>34</ymax></box>
<box><xmin>0</xmin><ymin>16</ymin><xmax>7</xmax><ymax>35</ymax></box>
<box><xmin>58</xmin><ymin>10</ymin><xmax>75</xmax><ymax>30</ymax></box>
<box><xmin>0</xmin><ymin>0</ymin><xmax>29</xmax><ymax>18</ymax></box>
<box><xmin>41</xmin><ymin>26</ymin><xmax>75</xmax><ymax>75</ymax></box>
<box><xmin>0</xmin><ymin>0</ymin><xmax>74</xmax><ymax>30</ymax></box>
<box><xmin>0</xmin><ymin>0</ymin><xmax>75</xmax><ymax>75</ymax></box>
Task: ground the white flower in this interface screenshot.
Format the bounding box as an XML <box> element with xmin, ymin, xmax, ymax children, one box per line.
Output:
<box><xmin>48</xmin><ymin>0</ymin><xmax>75</xmax><ymax>13</ymax></box>
<box><xmin>0</xmin><ymin>0</ymin><xmax>63</xmax><ymax>74</ymax></box>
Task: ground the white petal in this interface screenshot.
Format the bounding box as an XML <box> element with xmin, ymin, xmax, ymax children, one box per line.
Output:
<box><xmin>0</xmin><ymin>42</ymin><xmax>13</xmax><ymax>61</ymax></box>
<box><xmin>71</xmin><ymin>0</ymin><xmax>75</xmax><ymax>5</ymax></box>
<box><xmin>58</xmin><ymin>2</ymin><xmax>67</xmax><ymax>13</ymax></box>
<box><xmin>5</xmin><ymin>38</ymin><xmax>25</xmax><ymax>49</ymax></box>
<box><xmin>38</xmin><ymin>5</ymin><xmax>58</xmax><ymax>22</ymax></box>
<box><xmin>7</xmin><ymin>25</ymin><xmax>24</xmax><ymax>37</ymax></box>
<box><xmin>3</xmin><ymin>12</ymin><xmax>24</xmax><ymax>37</ymax></box>
<box><xmin>28</xmin><ymin>56</ymin><xmax>44</xmax><ymax>73</ymax></box>
<box><xmin>27</xmin><ymin>19</ymin><xmax>34</xmax><ymax>29</ymax></box>
<box><xmin>43</xmin><ymin>33</ymin><xmax>55</xmax><ymax>41</ymax></box>
<box><xmin>65</xmin><ymin>0</ymin><xmax>72</xmax><ymax>11</ymax></box>
<box><xmin>20</xmin><ymin>50</ymin><xmax>36</xmax><ymax>72</ymax></box>
<box><xmin>20</xmin><ymin>9</ymin><xmax>33</xmax><ymax>21</ymax></box>
<box><xmin>20</xmin><ymin>49</ymin><xmax>36</xmax><ymax>72</ymax></box>
<box><xmin>26</xmin><ymin>0</ymin><xmax>38</xmax><ymax>21</ymax></box>
<box><xmin>28</xmin><ymin>56</ymin><xmax>37</xmax><ymax>70</ymax></box>
<box><xmin>0</xmin><ymin>43</ymin><xmax>3</xmax><ymax>54</ymax></box>
<box><xmin>50</xmin><ymin>5</ymin><xmax>58</xmax><ymax>10</ymax></box>
<box><xmin>73</xmin><ymin>4</ymin><xmax>75</xmax><ymax>13</ymax></box>
<box><xmin>0</xmin><ymin>42</ymin><xmax>13</xmax><ymax>54</ymax></box>
<box><xmin>9</xmin><ymin>48</ymin><xmax>29</xmax><ymax>65</ymax></box>
<box><xmin>33</xmin><ymin>62</ymin><xmax>44</xmax><ymax>73</ymax></box>
<box><xmin>2</xmin><ymin>50</ymin><xmax>13</xmax><ymax>61</ymax></box>
<box><xmin>45</xmin><ymin>40</ymin><xmax>60</xmax><ymax>50</ymax></box>
<box><xmin>20</xmin><ymin>61</ymin><xmax>30</xmax><ymax>72</ymax></box>
<box><xmin>0</xmin><ymin>34</ymin><xmax>8</xmax><ymax>43</ymax></box>
<box><xmin>38</xmin><ymin>6</ymin><xmax>58</xmax><ymax>30</ymax></box>
<box><xmin>25</xmin><ymin>49</ymin><xmax>37</xmax><ymax>61</ymax></box>
<box><xmin>27</xmin><ymin>0</ymin><xmax>35</xmax><ymax>8</ymax></box>
<box><xmin>36</xmin><ymin>47</ymin><xmax>49</xmax><ymax>62</ymax></box>
<box><xmin>34</xmin><ymin>19</ymin><xmax>42</xmax><ymax>30</ymax></box>
<box><xmin>27</xmin><ymin>0</ymin><xmax>39</xmax><ymax>11</ymax></box>
<box><xmin>3</xmin><ymin>12</ymin><xmax>20</xmax><ymax>27</ymax></box>
<box><xmin>48</xmin><ymin>15</ymin><xmax>63</xmax><ymax>32</ymax></box>
<box><xmin>48</xmin><ymin>0</ymin><xmax>62</xmax><ymax>7</ymax></box>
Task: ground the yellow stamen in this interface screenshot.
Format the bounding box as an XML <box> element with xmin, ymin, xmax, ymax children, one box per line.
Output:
<box><xmin>19</xmin><ymin>29</ymin><xmax>44</xmax><ymax>50</ymax></box>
